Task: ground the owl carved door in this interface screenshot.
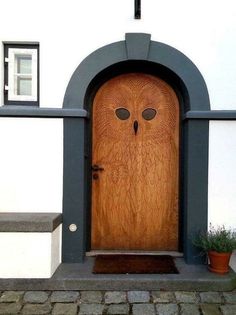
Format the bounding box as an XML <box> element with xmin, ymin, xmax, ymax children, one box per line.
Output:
<box><xmin>91</xmin><ymin>73</ymin><xmax>179</xmax><ymax>250</ymax></box>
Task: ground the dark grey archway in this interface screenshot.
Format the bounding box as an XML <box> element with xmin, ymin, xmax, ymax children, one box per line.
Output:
<box><xmin>62</xmin><ymin>33</ymin><xmax>210</xmax><ymax>264</ymax></box>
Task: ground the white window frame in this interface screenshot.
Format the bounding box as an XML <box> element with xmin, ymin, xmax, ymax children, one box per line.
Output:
<box><xmin>7</xmin><ymin>48</ymin><xmax>38</xmax><ymax>102</ymax></box>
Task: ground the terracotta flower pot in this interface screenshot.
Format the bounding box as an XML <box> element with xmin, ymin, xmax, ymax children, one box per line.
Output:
<box><xmin>208</xmin><ymin>251</ymin><xmax>232</xmax><ymax>274</ymax></box>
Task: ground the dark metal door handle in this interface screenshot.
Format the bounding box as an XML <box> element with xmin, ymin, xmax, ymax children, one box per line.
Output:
<box><xmin>92</xmin><ymin>164</ymin><xmax>104</xmax><ymax>172</ymax></box>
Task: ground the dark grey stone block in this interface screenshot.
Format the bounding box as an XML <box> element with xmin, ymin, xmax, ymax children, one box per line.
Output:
<box><xmin>0</xmin><ymin>213</ymin><xmax>62</xmax><ymax>232</ymax></box>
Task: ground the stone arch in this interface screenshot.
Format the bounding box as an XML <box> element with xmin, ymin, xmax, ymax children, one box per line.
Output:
<box><xmin>62</xmin><ymin>33</ymin><xmax>210</xmax><ymax>264</ymax></box>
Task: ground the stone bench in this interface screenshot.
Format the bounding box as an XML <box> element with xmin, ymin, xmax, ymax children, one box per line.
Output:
<box><xmin>0</xmin><ymin>212</ymin><xmax>62</xmax><ymax>279</ymax></box>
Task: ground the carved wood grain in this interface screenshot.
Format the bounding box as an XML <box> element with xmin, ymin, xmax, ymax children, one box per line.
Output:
<box><xmin>91</xmin><ymin>73</ymin><xmax>179</xmax><ymax>250</ymax></box>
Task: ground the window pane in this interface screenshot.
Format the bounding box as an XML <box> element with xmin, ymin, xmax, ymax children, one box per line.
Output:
<box><xmin>17</xmin><ymin>78</ymin><xmax>32</xmax><ymax>95</ymax></box>
<box><xmin>17</xmin><ymin>55</ymin><xmax>32</xmax><ymax>74</ymax></box>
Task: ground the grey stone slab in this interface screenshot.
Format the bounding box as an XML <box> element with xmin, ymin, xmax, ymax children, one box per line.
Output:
<box><xmin>24</xmin><ymin>291</ymin><xmax>49</xmax><ymax>303</ymax></box>
<box><xmin>80</xmin><ymin>291</ymin><xmax>103</xmax><ymax>303</ymax></box>
<box><xmin>0</xmin><ymin>290</ymin><xmax>24</xmax><ymax>302</ymax></box>
<box><xmin>180</xmin><ymin>304</ymin><xmax>201</xmax><ymax>315</ymax></box>
<box><xmin>127</xmin><ymin>291</ymin><xmax>150</xmax><ymax>303</ymax></box>
<box><xmin>175</xmin><ymin>291</ymin><xmax>199</xmax><ymax>303</ymax></box>
<box><xmin>0</xmin><ymin>259</ymin><xmax>236</xmax><ymax>291</ymax></box>
<box><xmin>220</xmin><ymin>305</ymin><xmax>236</xmax><ymax>315</ymax></box>
<box><xmin>107</xmin><ymin>303</ymin><xmax>129</xmax><ymax>314</ymax></box>
<box><xmin>79</xmin><ymin>303</ymin><xmax>104</xmax><ymax>315</ymax></box>
<box><xmin>223</xmin><ymin>292</ymin><xmax>236</xmax><ymax>303</ymax></box>
<box><xmin>155</xmin><ymin>303</ymin><xmax>179</xmax><ymax>315</ymax></box>
<box><xmin>52</xmin><ymin>303</ymin><xmax>78</xmax><ymax>315</ymax></box>
<box><xmin>132</xmin><ymin>303</ymin><xmax>155</xmax><ymax>315</ymax></box>
<box><xmin>105</xmin><ymin>291</ymin><xmax>127</xmax><ymax>304</ymax></box>
<box><xmin>200</xmin><ymin>292</ymin><xmax>222</xmax><ymax>303</ymax></box>
<box><xmin>151</xmin><ymin>291</ymin><xmax>176</xmax><ymax>303</ymax></box>
<box><xmin>200</xmin><ymin>304</ymin><xmax>222</xmax><ymax>315</ymax></box>
<box><xmin>0</xmin><ymin>213</ymin><xmax>62</xmax><ymax>232</ymax></box>
<box><xmin>22</xmin><ymin>303</ymin><xmax>52</xmax><ymax>315</ymax></box>
<box><xmin>0</xmin><ymin>302</ymin><xmax>22</xmax><ymax>314</ymax></box>
<box><xmin>51</xmin><ymin>291</ymin><xmax>79</xmax><ymax>303</ymax></box>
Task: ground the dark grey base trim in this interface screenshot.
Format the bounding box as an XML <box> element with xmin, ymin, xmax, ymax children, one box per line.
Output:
<box><xmin>0</xmin><ymin>213</ymin><xmax>62</xmax><ymax>232</ymax></box>
<box><xmin>185</xmin><ymin>110</ymin><xmax>236</xmax><ymax>120</ymax></box>
<box><xmin>0</xmin><ymin>106</ymin><xmax>88</xmax><ymax>118</ymax></box>
<box><xmin>0</xmin><ymin>259</ymin><xmax>235</xmax><ymax>291</ymax></box>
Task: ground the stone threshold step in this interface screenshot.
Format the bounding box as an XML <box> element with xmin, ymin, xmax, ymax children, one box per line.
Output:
<box><xmin>86</xmin><ymin>250</ymin><xmax>183</xmax><ymax>257</ymax></box>
<box><xmin>0</xmin><ymin>258</ymin><xmax>235</xmax><ymax>291</ymax></box>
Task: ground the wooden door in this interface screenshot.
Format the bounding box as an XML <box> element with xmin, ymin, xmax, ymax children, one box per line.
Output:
<box><xmin>91</xmin><ymin>73</ymin><xmax>179</xmax><ymax>250</ymax></box>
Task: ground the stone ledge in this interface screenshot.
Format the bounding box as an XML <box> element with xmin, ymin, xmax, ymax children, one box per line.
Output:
<box><xmin>0</xmin><ymin>213</ymin><xmax>62</xmax><ymax>232</ymax></box>
<box><xmin>0</xmin><ymin>258</ymin><xmax>235</xmax><ymax>291</ymax></box>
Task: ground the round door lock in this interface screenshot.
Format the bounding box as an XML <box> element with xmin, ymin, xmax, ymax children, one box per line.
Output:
<box><xmin>93</xmin><ymin>173</ymin><xmax>99</xmax><ymax>180</ymax></box>
<box><xmin>69</xmin><ymin>224</ymin><xmax>77</xmax><ymax>232</ymax></box>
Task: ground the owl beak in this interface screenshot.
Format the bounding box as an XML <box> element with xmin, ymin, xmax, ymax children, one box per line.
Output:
<box><xmin>133</xmin><ymin>120</ymin><xmax>139</xmax><ymax>135</ymax></box>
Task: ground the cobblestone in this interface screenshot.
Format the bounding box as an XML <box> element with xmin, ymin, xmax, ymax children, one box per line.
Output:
<box><xmin>152</xmin><ymin>291</ymin><xmax>176</xmax><ymax>303</ymax></box>
<box><xmin>80</xmin><ymin>291</ymin><xmax>103</xmax><ymax>303</ymax></box>
<box><xmin>223</xmin><ymin>292</ymin><xmax>236</xmax><ymax>303</ymax></box>
<box><xmin>0</xmin><ymin>302</ymin><xmax>22</xmax><ymax>314</ymax></box>
<box><xmin>0</xmin><ymin>290</ymin><xmax>24</xmax><ymax>302</ymax></box>
<box><xmin>0</xmin><ymin>289</ymin><xmax>235</xmax><ymax>314</ymax></box>
<box><xmin>24</xmin><ymin>291</ymin><xmax>49</xmax><ymax>303</ymax></box>
<box><xmin>127</xmin><ymin>291</ymin><xmax>150</xmax><ymax>303</ymax></box>
<box><xmin>155</xmin><ymin>303</ymin><xmax>179</xmax><ymax>315</ymax></box>
<box><xmin>79</xmin><ymin>303</ymin><xmax>104</xmax><ymax>315</ymax></box>
<box><xmin>200</xmin><ymin>292</ymin><xmax>222</xmax><ymax>303</ymax></box>
<box><xmin>175</xmin><ymin>291</ymin><xmax>199</xmax><ymax>303</ymax></box>
<box><xmin>51</xmin><ymin>291</ymin><xmax>79</xmax><ymax>303</ymax></box>
<box><xmin>220</xmin><ymin>305</ymin><xmax>236</xmax><ymax>315</ymax></box>
<box><xmin>179</xmin><ymin>303</ymin><xmax>201</xmax><ymax>315</ymax></box>
<box><xmin>132</xmin><ymin>303</ymin><xmax>155</xmax><ymax>315</ymax></box>
<box><xmin>107</xmin><ymin>303</ymin><xmax>129</xmax><ymax>314</ymax></box>
<box><xmin>105</xmin><ymin>291</ymin><xmax>127</xmax><ymax>304</ymax></box>
<box><xmin>52</xmin><ymin>303</ymin><xmax>77</xmax><ymax>315</ymax></box>
<box><xmin>22</xmin><ymin>303</ymin><xmax>51</xmax><ymax>315</ymax></box>
<box><xmin>201</xmin><ymin>304</ymin><xmax>222</xmax><ymax>315</ymax></box>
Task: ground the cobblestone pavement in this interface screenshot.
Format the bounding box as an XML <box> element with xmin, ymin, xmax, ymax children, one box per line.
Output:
<box><xmin>0</xmin><ymin>290</ymin><xmax>236</xmax><ymax>314</ymax></box>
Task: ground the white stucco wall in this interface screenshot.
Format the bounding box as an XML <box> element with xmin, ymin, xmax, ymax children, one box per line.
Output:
<box><xmin>0</xmin><ymin>0</ymin><xmax>236</xmax><ymax>109</ymax></box>
<box><xmin>0</xmin><ymin>118</ymin><xmax>63</xmax><ymax>213</ymax></box>
<box><xmin>0</xmin><ymin>225</ymin><xmax>61</xmax><ymax>278</ymax></box>
<box><xmin>208</xmin><ymin>121</ymin><xmax>236</xmax><ymax>229</ymax></box>
<box><xmin>0</xmin><ymin>0</ymin><xmax>235</xmax><ymax>229</ymax></box>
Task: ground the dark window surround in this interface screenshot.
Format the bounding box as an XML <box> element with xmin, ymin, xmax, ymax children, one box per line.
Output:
<box><xmin>3</xmin><ymin>42</ymin><xmax>39</xmax><ymax>106</ymax></box>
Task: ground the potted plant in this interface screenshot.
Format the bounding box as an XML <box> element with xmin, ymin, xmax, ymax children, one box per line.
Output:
<box><xmin>193</xmin><ymin>224</ymin><xmax>236</xmax><ymax>274</ymax></box>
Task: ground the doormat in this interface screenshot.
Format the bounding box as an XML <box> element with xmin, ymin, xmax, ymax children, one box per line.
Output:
<box><xmin>92</xmin><ymin>255</ymin><xmax>179</xmax><ymax>274</ymax></box>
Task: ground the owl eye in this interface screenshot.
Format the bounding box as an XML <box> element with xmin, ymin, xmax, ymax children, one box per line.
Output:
<box><xmin>142</xmin><ymin>108</ymin><xmax>157</xmax><ymax>120</ymax></box>
<box><xmin>115</xmin><ymin>108</ymin><xmax>130</xmax><ymax>120</ymax></box>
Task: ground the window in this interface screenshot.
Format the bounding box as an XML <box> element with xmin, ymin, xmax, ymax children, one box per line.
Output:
<box><xmin>4</xmin><ymin>43</ymin><xmax>39</xmax><ymax>105</ymax></box>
